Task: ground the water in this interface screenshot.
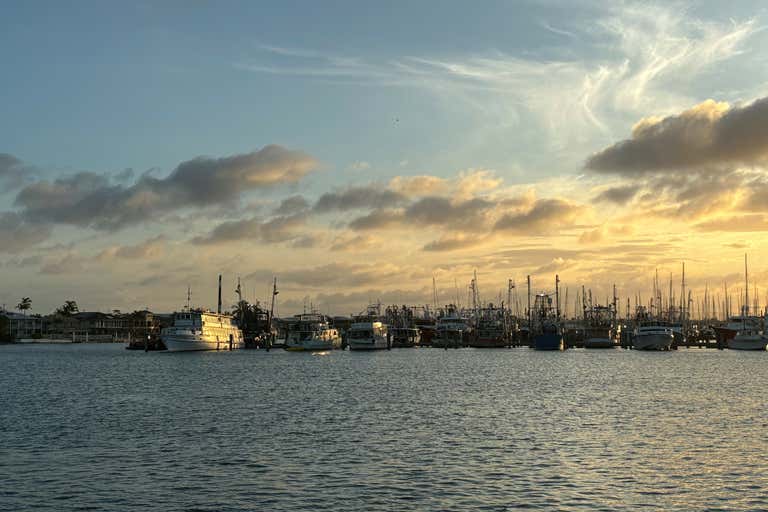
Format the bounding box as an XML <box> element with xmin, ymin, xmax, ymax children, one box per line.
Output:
<box><xmin>1</xmin><ymin>344</ymin><xmax>766</xmax><ymax>511</ymax></box>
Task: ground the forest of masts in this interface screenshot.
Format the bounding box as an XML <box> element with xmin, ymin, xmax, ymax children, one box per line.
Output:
<box><xmin>438</xmin><ymin>262</ymin><xmax>763</xmax><ymax>324</ymax></box>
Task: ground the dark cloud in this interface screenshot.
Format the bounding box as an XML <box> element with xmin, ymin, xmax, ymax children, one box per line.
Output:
<box><xmin>274</xmin><ymin>195</ymin><xmax>309</xmax><ymax>215</ymax></box>
<box><xmin>14</xmin><ymin>145</ymin><xmax>316</xmax><ymax>229</ymax></box>
<box><xmin>348</xmin><ymin>209</ymin><xmax>403</xmax><ymax>230</ymax></box>
<box><xmin>493</xmin><ymin>199</ymin><xmax>580</xmax><ymax>233</ymax></box>
<box><xmin>586</xmin><ymin>97</ymin><xmax>768</xmax><ymax>174</ymax></box>
<box><xmin>422</xmin><ymin>235</ymin><xmax>481</xmax><ymax>252</ymax></box>
<box><xmin>314</xmin><ymin>185</ymin><xmax>407</xmax><ymax>212</ymax></box>
<box><xmin>593</xmin><ymin>185</ymin><xmax>640</xmax><ymax>204</ymax></box>
<box><xmin>40</xmin><ymin>253</ymin><xmax>84</xmax><ymax>275</ymax></box>
<box><xmin>347</xmin><ymin>196</ymin><xmax>494</xmax><ymax>231</ymax></box>
<box><xmin>192</xmin><ymin>213</ymin><xmax>308</xmax><ymax>245</ymax></box>
<box><xmin>405</xmin><ymin>197</ymin><xmax>492</xmax><ymax>227</ymax></box>
<box><xmin>0</xmin><ymin>212</ymin><xmax>51</xmax><ymax>253</ymax></box>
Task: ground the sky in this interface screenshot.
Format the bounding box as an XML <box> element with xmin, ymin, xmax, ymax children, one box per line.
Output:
<box><xmin>3</xmin><ymin>0</ymin><xmax>768</xmax><ymax>316</ymax></box>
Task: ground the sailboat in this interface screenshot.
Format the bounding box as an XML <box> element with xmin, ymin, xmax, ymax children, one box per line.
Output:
<box><xmin>728</xmin><ymin>255</ymin><xmax>767</xmax><ymax>351</ymax></box>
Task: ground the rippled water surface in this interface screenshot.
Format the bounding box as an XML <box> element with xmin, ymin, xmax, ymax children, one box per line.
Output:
<box><xmin>1</xmin><ymin>344</ymin><xmax>767</xmax><ymax>511</ymax></box>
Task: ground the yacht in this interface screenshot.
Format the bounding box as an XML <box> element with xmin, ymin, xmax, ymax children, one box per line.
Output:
<box><xmin>632</xmin><ymin>306</ymin><xmax>673</xmax><ymax>350</ymax></box>
<box><xmin>284</xmin><ymin>313</ymin><xmax>341</xmax><ymax>351</ymax></box>
<box><xmin>347</xmin><ymin>321</ymin><xmax>389</xmax><ymax>350</ymax></box>
<box><xmin>161</xmin><ymin>310</ymin><xmax>244</xmax><ymax>352</ymax></box>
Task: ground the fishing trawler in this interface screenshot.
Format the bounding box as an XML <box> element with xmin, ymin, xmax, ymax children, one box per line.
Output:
<box><xmin>348</xmin><ymin>304</ymin><xmax>390</xmax><ymax>350</ymax></box>
<box><xmin>284</xmin><ymin>313</ymin><xmax>341</xmax><ymax>351</ymax></box>
<box><xmin>432</xmin><ymin>304</ymin><xmax>470</xmax><ymax>348</ymax></box>
<box><xmin>632</xmin><ymin>306</ymin><xmax>673</xmax><ymax>351</ymax></box>
<box><xmin>468</xmin><ymin>304</ymin><xmax>507</xmax><ymax>348</ymax></box>
<box><xmin>728</xmin><ymin>255</ymin><xmax>768</xmax><ymax>351</ymax></box>
<box><xmin>385</xmin><ymin>305</ymin><xmax>420</xmax><ymax>348</ymax></box>
<box><xmin>527</xmin><ymin>275</ymin><xmax>565</xmax><ymax>350</ymax></box>
<box><xmin>162</xmin><ymin>310</ymin><xmax>244</xmax><ymax>352</ymax></box>
<box><xmin>531</xmin><ymin>293</ymin><xmax>564</xmax><ymax>350</ymax></box>
<box><xmin>583</xmin><ymin>304</ymin><xmax>616</xmax><ymax>349</ymax></box>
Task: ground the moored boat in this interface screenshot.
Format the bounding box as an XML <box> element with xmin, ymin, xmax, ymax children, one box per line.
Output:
<box><xmin>284</xmin><ymin>313</ymin><xmax>341</xmax><ymax>351</ymax></box>
<box><xmin>161</xmin><ymin>310</ymin><xmax>244</xmax><ymax>352</ymax></box>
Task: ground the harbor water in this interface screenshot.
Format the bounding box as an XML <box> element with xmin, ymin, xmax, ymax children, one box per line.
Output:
<box><xmin>1</xmin><ymin>344</ymin><xmax>767</xmax><ymax>511</ymax></box>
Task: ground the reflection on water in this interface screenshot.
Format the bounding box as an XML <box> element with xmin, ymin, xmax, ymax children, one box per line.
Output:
<box><xmin>1</xmin><ymin>344</ymin><xmax>767</xmax><ymax>511</ymax></box>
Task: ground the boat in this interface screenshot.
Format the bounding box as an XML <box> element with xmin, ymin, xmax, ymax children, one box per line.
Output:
<box><xmin>385</xmin><ymin>305</ymin><xmax>421</xmax><ymax>348</ymax></box>
<box><xmin>468</xmin><ymin>304</ymin><xmax>507</xmax><ymax>348</ymax></box>
<box><xmin>432</xmin><ymin>304</ymin><xmax>470</xmax><ymax>349</ymax></box>
<box><xmin>348</xmin><ymin>304</ymin><xmax>390</xmax><ymax>351</ymax></box>
<box><xmin>347</xmin><ymin>321</ymin><xmax>389</xmax><ymax>350</ymax></box>
<box><xmin>161</xmin><ymin>310</ymin><xmax>244</xmax><ymax>352</ymax></box>
<box><xmin>728</xmin><ymin>255</ymin><xmax>767</xmax><ymax>351</ymax></box>
<box><xmin>583</xmin><ymin>302</ymin><xmax>616</xmax><ymax>349</ymax></box>
<box><xmin>632</xmin><ymin>306</ymin><xmax>673</xmax><ymax>351</ymax></box>
<box><xmin>527</xmin><ymin>275</ymin><xmax>565</xmax><ymax>350</ymax></box>
<box><xmin>284</xmin><ymin>313</ymin><xmax>341</xmax><ymax>351</ymax></box>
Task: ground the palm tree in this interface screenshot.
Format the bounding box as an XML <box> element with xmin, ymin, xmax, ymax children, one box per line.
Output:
<box><xmin>17</xmin><ymin>297</ymin><xmax>31</xmax><ymax>316</ymax></box>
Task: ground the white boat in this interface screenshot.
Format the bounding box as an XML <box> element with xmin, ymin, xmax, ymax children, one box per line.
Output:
<box><xmin>284</xmin><ymin>313</ymin><xmax>341</xmax><ymax>351</ymax></box>
<box><xmin>347</xmin><ymin>321</ymin><xmax>389</xmax><ymax>350</ymax></box>
<box><xmin>634</xmin><ymin>323</ymin><xmax>674</xmax><ymax>351</ymax></box>
<box><xmin>161</xmin><ymin>311</ymin><xmax>244</xmax><ymax>352</ymax></box>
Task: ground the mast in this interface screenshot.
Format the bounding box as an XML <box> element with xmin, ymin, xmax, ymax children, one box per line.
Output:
<box><xmin>744</xmin><ymin>253</ymin><xmax>749</xmax><ymax>322</ymax></box>
<box><xmin>555</xmin><ymin>274</ymin><xmax>561</xmax><ymax>321</ymax></box>
<box><xmin>527</xmin><ymin>275</ymin><xmax>531</xmax><ymax>331</ymax></box>
<box><xmin>269</xmin><ymin>277</ymin><xmax>278</xmax><ymax>334</ymax></box>
<box><xmin>217</xmin><ymin>274</ymin><xmax>222</xmax><ymax>314</ymax></box>
<box><xmin>186</xmin><ymin>285</ymin><xmax>191</xmax><ymax>311</ymax></box>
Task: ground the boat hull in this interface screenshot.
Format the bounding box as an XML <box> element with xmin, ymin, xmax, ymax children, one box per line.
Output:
<box><xmin>584</xmin><ymin>337</ymin><xmax>615</xmax><ymax>349</ymax></box>
<box><xmin>468</xmin><ymin>337</ymin><xmax>507</xmax><ymax>348</ymax></box>
<box><xmin>533</xmin><ymin>333</ymin><xmax>564</xmax><ymax>351</ymax></box>
<box><xmin>634</xmin><ymin>333</ymin><xmax>673</xmax><ymax>351</ymax></box>
<box><xmin>727</xmin><ymin>336</ymin><xmax>767</xmax><ymax>351</ymax></box>
<box><xmin>162</xmin><ymin>335</ymin><xmax>244</xmax><ymax>352</ymax></box>
<box><xmin>285</xmin><ymin>338</ymin><xmax>341</xmax><ymax>351</ymax></box>
<box><xmin>348</xmin><ymin>337</ymin><xmax>389</xmax><ymax>351</ymax></box>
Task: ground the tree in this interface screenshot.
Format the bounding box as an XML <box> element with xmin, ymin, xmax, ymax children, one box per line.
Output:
<box><xmin>55</xmin><ymin>300</ymin><xmax>79</xmax><ymax>316</ymax></box>
<box><xmin>17</xmin><ymin>297</ymin><xmax>31</xmax><ymax>316</ymax></box>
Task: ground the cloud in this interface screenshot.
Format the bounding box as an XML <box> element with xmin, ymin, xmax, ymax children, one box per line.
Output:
<box><xmin>348</xmin><ymin>209</ymin><xmax>403</xmax><ymax>230</ymax></box>
<box><xmin>348</xmin><ymin>161</ymin><xmax>371</xmax><ymax>172</ymax></box>
<box><xmin>0</xmin><ymin>212</ymin><xmax>51</xmax><ymax>253</ymax></box>
<box><xmin>14</xmin><ymin>145</ymin><xmax>316</xmax><ymax>230</ymax></box>
<box><xmin>314</xmin><ymin>185</ymin><xmax>407</xmax><ymax>212</ymax></box>
<box><xmin>96</xmin><ymin>235</ymin><xmax>166</xmax><ymax>262</ymax></box>
<box><xmin>422</xmin><ymin>234</ymin><xmax>483</xmax><ymax>252</ymax></box>
<box><xmin>41</xmin><ymin>253</ymin><xmax>84</xmax><ymax>275</ymax></box>
<box><xmin>273</xmin><ymin>195</ymin><xmax>309</xmax><ymax>215</ymax></box>
<box><xmin>192</xmin><ymin>213</ymin><xmax>309</xmax><ymax>245</ymax></box>
<box><xmin>593</xmin><ymin>185</ymin><xmax>640</xmax><ymax>204</ymax></box>
<box><xmin>494</xmin><ymin>199</ymin><xmax>581</xmax><ymax>234</ymax></box>
<box><xmin>330</xmin><ymin>234</ymin><xmax>378</xmax><ymax>252</ymax></box>
<box><xmin>0</xmin><ymin>153</ymin><xmax>28</xmax><ymax>191</ymax></box>
<box><xmin>586</xmin><ymin>97</ymin><xmax>768</xmax><ymax>174</ymax></box>
<box><xmin>388</xmin><ymin>175</ymin><xmax>449</xmax><ymax>196</ymax></box>
<box><xmin>695</xmin><ymin>214</ymin><xmax>768</xmax><ymax>232</ymax></box>
<box><xmin>578</xmin><ymin>227</ymin><xmax>604</xmax><ymax>244</ymax></box>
